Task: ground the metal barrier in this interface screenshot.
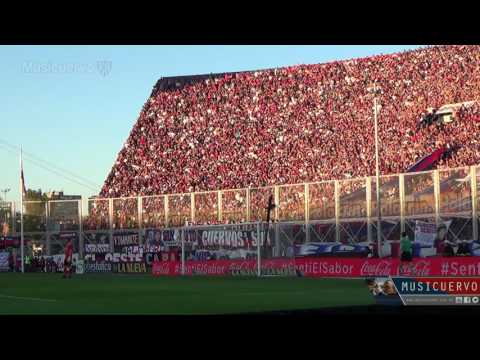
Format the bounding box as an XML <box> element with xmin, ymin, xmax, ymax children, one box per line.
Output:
<box><xmin>3</xmin><ymin>165</ymin><xmax>480</xmax><ymax>257</ymax></box>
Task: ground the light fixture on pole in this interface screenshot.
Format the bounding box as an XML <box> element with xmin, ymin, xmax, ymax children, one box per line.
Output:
<box><xmin>0</xmin><ymin>188</ymin><xmax>10</xmax><ymax>203</ymax></box>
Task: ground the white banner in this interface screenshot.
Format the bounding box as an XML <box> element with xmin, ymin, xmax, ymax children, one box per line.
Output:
<box><xmin>414</xmin><ymin>221</ymin><xmax>436</xmax><ymax>246</ymax></box>
<box><xmin>0</xmin><ymin>251</ymin><xmax>9</xmax><ymax>271</ymax></box>
<box><xmin>76</xmin><ymin>259</ymin><xmax>84</xmax><ymax>274</ymax></box>
<box><xmin>414</xmin><ymin>220</ymin><xmax>452</xmax><ymax>247</ymax></box>
<box><xmin>104</xmin><ymin>253</ymin><xmax>143</xmax><ymax>263</ymax></box>
<box><xmin>85</xmin><ymin>244</ymin><xmax>111</xmax><ymax>253</ymax></box>
<box><xmin>113</xmin><ymin>233</ymin><xmax>139</xmax><ymax>247</ymax></box>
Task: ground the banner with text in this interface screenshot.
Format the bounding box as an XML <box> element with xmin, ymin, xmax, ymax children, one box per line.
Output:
<box><xmin>113</xmin><ymin>262</ymin><xmax>148</xmax><ymax>274</ymax></box>
<box><xmin>0</xmin><ymin>251</ymin><xmax>9</xmax><ymax>271</ymax></box>
<box><xmin>85</xmin><ymin>243</ymin><xmax>111</xmax><ymax>254</ymax></box>
<box><xmin>414</xmin><ymin>220</ymin><xmax>452</xmax><ymax>246</ymax></box>
<box><xmin>152</xmin><ymin>256</ymin><xmax>480</xmax><ymax>278</ymax></box>
<box><xmin>113</xmin><ymin>232</ymin><xmax>140</xmax><ymax>252</ymax></box>
<box><xmin>84</xmin><ymin>262</ymin><xmax>112</xmax><ymax>273</ymax></box>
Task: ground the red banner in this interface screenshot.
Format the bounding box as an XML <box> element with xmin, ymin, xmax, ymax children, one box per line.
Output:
<box><xmin>0</xmin><ymin>237</ymin><xmax>25</xmax><ymax>249</ymax></box>
<box><xmin>152</xmin><ymin>256</ymin><xmax>480</xmax><ymax>278</ymax></box>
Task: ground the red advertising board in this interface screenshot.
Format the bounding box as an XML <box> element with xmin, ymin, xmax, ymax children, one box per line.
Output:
<box><xmin>152</xmin><ymin>256</ymin><xmax>480</xmax><ymax>278</ymax></box>
<box><xmin>0</xmin><ymin>237</ymin><xmax>28</xmax><ymax>249</ymax></box>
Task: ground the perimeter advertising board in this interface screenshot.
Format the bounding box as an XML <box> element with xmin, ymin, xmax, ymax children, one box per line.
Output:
<box><xmin>152</xmin><ymin>256</ymin><xmax>480</xmax><ymax>277</ymax></box>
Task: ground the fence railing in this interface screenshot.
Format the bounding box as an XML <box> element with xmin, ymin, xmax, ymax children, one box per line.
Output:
<box><xmin>2</xmin><ymin>165</ymin><xmax>480</xmax><ymax>256</ymax></box>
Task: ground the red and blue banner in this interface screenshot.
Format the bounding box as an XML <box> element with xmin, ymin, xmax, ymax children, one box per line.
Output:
<box><xmin>406</xmin><ymin>148</ymin><xmax>446</xmax><ymax>173</ymax></box>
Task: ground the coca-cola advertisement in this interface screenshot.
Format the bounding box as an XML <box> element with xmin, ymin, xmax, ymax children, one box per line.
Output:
<box><xmin>152</xmin><ymin>256</ymin><xmax>480</xmax><ymax>277</ymax></box>
<box><xmin>152</xmin><ymin>259</ymin><xmax>294</xmax><ymax>277</ymax></box>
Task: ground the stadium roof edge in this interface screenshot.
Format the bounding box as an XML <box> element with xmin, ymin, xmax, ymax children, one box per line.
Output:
<box><xmin>149</xmin><ymin>45</ymin><xmax>436</xmax><ymax>97</ymax></box>
<box><xmin>150</xmin><ymin>71</ymin><xmax>242</xmax><ymax>97</ymax></box>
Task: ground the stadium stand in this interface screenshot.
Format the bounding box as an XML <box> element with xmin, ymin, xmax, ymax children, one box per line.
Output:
<box><xmin>100</xmin><ymin>45</ymin><xmax>480</xmax><ymax>207</ymax></box>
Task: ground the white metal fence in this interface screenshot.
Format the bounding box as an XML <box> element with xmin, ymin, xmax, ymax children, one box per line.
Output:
<box><xmin>2</xmin><ymin>165</ymin><xmax>479</xmax><ymax>257</ymax></box>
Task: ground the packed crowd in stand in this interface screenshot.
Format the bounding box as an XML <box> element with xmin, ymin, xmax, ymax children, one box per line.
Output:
<box><xmin>7</xmin><ymin>47</ymin><xmax>480</xmax><ymax>266</ymax></box>
<box><xmin>12</xmin><ymin>47</ymin><xmax>480</xmax><ymax>232</ymax></box>
<box><xmin>79</xmin><ymin>46</ymin><xmax>480</xmax><ymax>228</ymax></box>
<box><xmin>101</xmin><ymin>45</ymin><xmax>480</xmax><ymax>202</ymax></box>
<box><xmin>436</xmin><ymin>102</ymin><xmax>480</xmax><ymax>169</ymax></box>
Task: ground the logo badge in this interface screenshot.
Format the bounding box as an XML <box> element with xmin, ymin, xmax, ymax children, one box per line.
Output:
<box><xmin>96</xmin><ymin>60</ymin><xmax>112</xmax><ymax>77</ymax></box>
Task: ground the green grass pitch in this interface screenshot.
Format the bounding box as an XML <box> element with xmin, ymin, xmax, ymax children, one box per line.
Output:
<box><xmin>0</xmin><ymin>273</ymin><xmax>374</xmax><ymax>315</ymax></box>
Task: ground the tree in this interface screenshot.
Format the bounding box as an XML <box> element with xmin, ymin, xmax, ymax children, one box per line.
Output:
<box><xmin>25</xmin><ymin>189</ymin><xmax>48</xmax><ymax>202</ymax></box>
<box><xmin>1</xmin><ymin>202</ymin><xmax>12</xmax><ymax>235</ymax></box>
<box><xmin>18</xmin><ymin>189</ymin><xmax>48</xmax><ymax>232</ymax></box>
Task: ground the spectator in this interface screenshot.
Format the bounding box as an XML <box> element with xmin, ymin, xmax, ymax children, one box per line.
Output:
<box><xmin>8</xmin><ymin>252</ymin><xmax>13</xmax><ymax>272</ymax></box>
<box><xmin>400</xmin><ymin>231</ymin><xmax>413</xmax><ymax>262</ymax></box>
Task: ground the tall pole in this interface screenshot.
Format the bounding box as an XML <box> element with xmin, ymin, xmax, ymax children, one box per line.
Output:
<box><xmin>264</xmin><ymin>195</ymin><xmax>275</xmax><ymax>259</ymax></box>
<box><xmin>20</xmin><ymin>147</ymin><xmax>25</xmax><ymax>273</ymax></box>
<box><xmin>181</xmin><ymin>228</ymin><xmax>185</xmax><ymax>276</ymax></box>
<box><xmin>257</xmin><ymin>222</ymin><xmax>261</xmax><ymax>277</ymax></box>
<box><xmin>374</xmin><ymin>83</ymin><xmax>382</xmax><ymax>258</ymax></box>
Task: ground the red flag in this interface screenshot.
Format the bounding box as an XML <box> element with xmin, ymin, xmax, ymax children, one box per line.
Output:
<box><xmin>20</xmin><ymin>159</ymin><xmax>26</xmax><ymax>198</ymax></box>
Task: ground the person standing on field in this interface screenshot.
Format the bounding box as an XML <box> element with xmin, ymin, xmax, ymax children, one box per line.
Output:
<box><xmin>63</xmin><ymin>239</ymin><xmax>74</xmax><ymax>279</ymax></box>
<box><xmin>400</xmin><ymin>231</ymin><xmax>413</xmax><ymax>262</ymax></box>
<box><xmin>399</xmin><ymin>231</ymin><xmax>414</xmax><ymax>275</ymax></box>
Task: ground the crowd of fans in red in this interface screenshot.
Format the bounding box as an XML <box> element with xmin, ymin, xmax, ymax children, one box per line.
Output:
<box><xmin>101</xmin><ymin>45</ymin><xmax>480</xmax><ymax>200</ymax></box>
<box><xmin>88</xmin><ymin>46</ymin><xmax>480</xmax><ymax>228</ymax></box>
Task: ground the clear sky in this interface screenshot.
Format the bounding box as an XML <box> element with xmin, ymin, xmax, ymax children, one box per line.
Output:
<box><xmin>0</xmin><ymin>45</ymin><xmax>423</xmax><ymax>205</ymax></box>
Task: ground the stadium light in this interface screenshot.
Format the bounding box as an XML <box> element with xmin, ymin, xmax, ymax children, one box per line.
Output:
<box><xmin>373</xmin><ymin>83</ymin><xmax>382</xmax><ymax>258</ymax></box>
<box><xmin>1</xmin><ymin>188</ymin><xmax>10</xmax><ymax>203</ymax></box>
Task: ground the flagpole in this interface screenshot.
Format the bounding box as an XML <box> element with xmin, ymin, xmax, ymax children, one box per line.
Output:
<box><xmin>20</xmin><ymin>147</ymin><xmax>24</xmax><ymax>273</ymax></box>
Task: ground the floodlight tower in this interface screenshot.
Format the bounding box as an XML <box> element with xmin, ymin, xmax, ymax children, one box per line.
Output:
<box><xmin>0</xmin><ymin>188</ymin><xmax>10</xmax><ymax>203</ymax></box>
